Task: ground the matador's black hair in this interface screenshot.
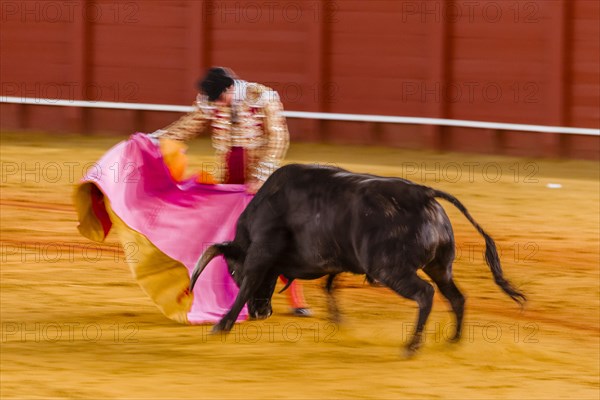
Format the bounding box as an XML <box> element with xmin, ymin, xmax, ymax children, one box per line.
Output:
<box><xmin>198</xmin><ymin>67</ymin><xmax>235</xmax><ymax>101</ymax></box>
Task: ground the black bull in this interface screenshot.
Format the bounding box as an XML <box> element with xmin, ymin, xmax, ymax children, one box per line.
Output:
<box><xmin>189</xmin><ymin>164</ymin><xmax>526</xmax><ymax>354</ymax></box>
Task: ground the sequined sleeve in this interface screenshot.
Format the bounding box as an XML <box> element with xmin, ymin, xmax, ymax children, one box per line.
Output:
<box><xmin>149</xmin><ymin>101</ymin><xmax>209</xmax><ymax>142</ymax></box>
<box><xmin>252</xmin><ymin>92</ymin><xmax>290</xmax><ymax>183</ymax></box>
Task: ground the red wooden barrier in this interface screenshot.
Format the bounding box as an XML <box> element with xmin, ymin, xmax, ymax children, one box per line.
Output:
<box><xmin>0</xmin><ymin>0</ymin><xmax>598</xmax><ymax>159</ymax></box>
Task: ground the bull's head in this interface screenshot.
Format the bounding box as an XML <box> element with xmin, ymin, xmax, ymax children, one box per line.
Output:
<box><xmin>188</xmin><ymin>243</ymin><xmax>274</xmax><ymax>320</ymax></box>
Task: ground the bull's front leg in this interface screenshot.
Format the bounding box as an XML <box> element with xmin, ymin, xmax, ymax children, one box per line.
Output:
<box><xmin>213</xmin><ymin>239</ymin><xmax>283</xmax><ymax>333</ymax></box>
<box><xmin>212</xmin><ymin>278</ymin><xmax>255</xmax><ymax>334</ymax></box>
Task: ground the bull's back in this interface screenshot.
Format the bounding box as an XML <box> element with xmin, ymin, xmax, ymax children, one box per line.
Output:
<box><xmin>252</xmin><ymin>164</ymin><xmax>445</xmax><ymax>271</ymax></box>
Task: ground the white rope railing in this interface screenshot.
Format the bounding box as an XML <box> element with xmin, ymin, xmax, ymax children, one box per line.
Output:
<box><xmin>1</xmin><ymin>96</ymin><xmax>598</xmax><ymax>136</ymax></box>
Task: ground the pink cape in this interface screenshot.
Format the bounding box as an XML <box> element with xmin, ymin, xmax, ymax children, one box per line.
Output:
<box><xmin>75</xmin><ymin>133</ymin><xmax>250</xmax><ymax>323</ymax></box>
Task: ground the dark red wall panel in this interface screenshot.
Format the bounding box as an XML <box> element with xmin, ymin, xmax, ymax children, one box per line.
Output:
<box><xmin>570</xmin><ymin>1</ymin><xmax>600</xmax><ymax>128</ymax></box>
<box><xmin>1</xmin><ymin>0</ymin><xmax>598</xmax><ymax>159</ymax></box>
<box><xmin>566</xmin><ymin>135</ymin><xmax>600</xmax><ymax>160</ymax></box>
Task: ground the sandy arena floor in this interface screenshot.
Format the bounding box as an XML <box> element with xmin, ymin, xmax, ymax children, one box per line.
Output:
<box><xmin>1</xmin><ymin>132</ymin><xmax>598</xmax><ymax>399</ymax></box>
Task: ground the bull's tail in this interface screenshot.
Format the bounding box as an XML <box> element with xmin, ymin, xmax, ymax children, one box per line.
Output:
<box><xmin>189</xmin><ymin>243</ymin><xmax>227</xmax><ymax>292</ymax></box>
<box><xmin>432</xmin><ymin>189</ymin><xmax>526</xmax><ymax>305</ymax></box>
<box><xmin>278</xmin><ymin>277</ymin><xmax>295</xmax><ymax>294</ymax></box>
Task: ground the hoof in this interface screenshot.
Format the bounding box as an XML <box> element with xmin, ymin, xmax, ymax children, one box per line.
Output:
<box><xmin>403</xmin><ymin>345</ymin><xmax>420</xmax><ymax>359</ymax></box>
<box><xmin>251</xmin><ymin>309</ymin><xmax>272</xmax><ymax>320</ymax></box>
<box><xmin>328</xmin><ymin>313</ymin><xmax>342</xmax><ymax>324</ymax></box>
<box><xmin>403</xmin><ymin>339</ymin><xmax>422</xmax><ymax>358</ymax></box>
<box><xmin>211</xmin><ymin>320</ymin><xmax>234</xmax><ymax>334</ymax></box>
<box><xmin>448</xmin><ymin>334</ymin><xmax>461</xmax><ymax>343</ymax></box>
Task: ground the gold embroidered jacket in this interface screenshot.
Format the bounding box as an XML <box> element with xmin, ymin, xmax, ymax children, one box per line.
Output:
<box><xmin>151</xmin><ymin>81</ymin><xmax>290</xmax><ymax>184</ymax></box>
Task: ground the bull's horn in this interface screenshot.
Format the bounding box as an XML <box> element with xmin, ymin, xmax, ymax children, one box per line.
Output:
<box><xmin>189</xmin><ymin>244</ymin><xmax>223</xmax><ymax>292</ymax></box>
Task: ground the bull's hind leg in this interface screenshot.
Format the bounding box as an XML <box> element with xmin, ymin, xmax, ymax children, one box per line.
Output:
<box><xmin>324</xmin><ymin>274</ymin><xmax>341</xmax><ymax>323</ymax></box>
<box><xmin>378</xmin><ymin>271</ymin><xmax>434</xmax><ymax>356</ymax></box>
<box><xmin>423</xmin><ymin>260</ymin><xmax>465</xmax><ymax>342</ymax></box>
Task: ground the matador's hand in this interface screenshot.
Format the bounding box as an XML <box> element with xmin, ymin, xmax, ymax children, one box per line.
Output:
<box><xmin>246</xmin><ymin>180</ymin><xmax>261</xmax><ymax>195</ymax></box>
